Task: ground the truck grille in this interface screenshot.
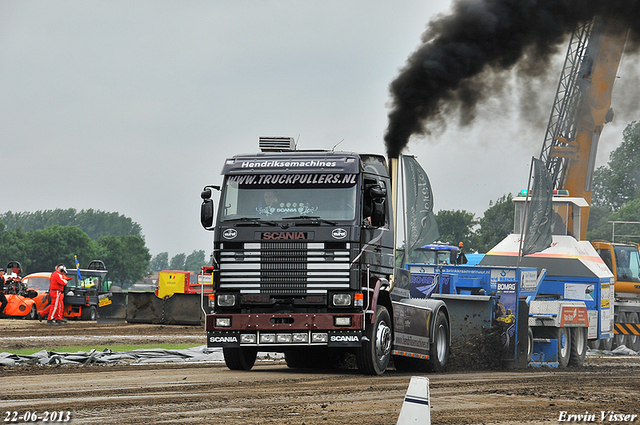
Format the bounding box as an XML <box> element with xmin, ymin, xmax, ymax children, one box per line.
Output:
<box><xmin>218</xmin><ymin>242</ymin><xmax>351</xmax><ymax>295</ymax></box>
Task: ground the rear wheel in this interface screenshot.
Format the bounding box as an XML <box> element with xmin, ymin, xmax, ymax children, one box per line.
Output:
<box><xmin>627</xmin><ymin>312</ymin><xmax>640</xmax><ymax>352</ymax></box>
<box><xmin>541</xmin><ymin>327</ymin><xmax>571</xmax><ymax>367</ymax></box>
<box><xmin>588</xmin><ymin>338</ymin><xmax>601</xmax><ymax>350</ymax></box>
<box><xmin>613</xmin><ymin>312</ymin><xmax>628</xmax><ymax>349</ymax></box>
<box><xmin>356</xmin><ymin>305</ymin><xmax>392</xmax><ymax>375</ymax></box>
<box><xmin>569</xmin><ymin>327</ymin><xmax>587</xmax><ymax>366</ymax></box>
<box><xmin>600</xmin><ymin>336</ymin><xmax>614</xmax><ymax>351</ymax></box>
<box><xmin>526</xmin><ymin>327</ymin><xmax>534</xmax><ymax>362</ymax></box>
<box><xmin>81</xmin><ymin>306</ymin><xmax>98</xmax><ymax>321</ymax></box>
<box><xmin>223</xmin><ymin>347</ymin><xmax>257</xmax><ymax>371</ymax></box>
<box><xmin>426</xmin><ymin>311</ymin><xmax>449</xmax><ymax>372</ymax></box>
<box><xmin>557</xmin><ymin>327</ymin><xmax>571</xmax><ymax>367</ymax></box>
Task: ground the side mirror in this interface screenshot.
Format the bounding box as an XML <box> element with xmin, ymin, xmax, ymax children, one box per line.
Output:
<box><xmin>201</xmin><ymin>199</ymin><xmax>215</xmax><ymax>230</ymax></box>
<box><xmin>370</xmin><ymin>198</ymin><xmax>386</xmax><ymax>227</ymax></box>
<box><xmin>369</xmin><ymin>185</ymin><xmax>387</xmax><ymax>199</ymax></box>
<box><xmin>200</xmin><ymin>185</ymin><xmax>220</xmax><ymax>230</ymax></box>
<box><xmin>368</xmin><ymin>184</ymin><xmax>387</xmax><ymax>227</ymax></box>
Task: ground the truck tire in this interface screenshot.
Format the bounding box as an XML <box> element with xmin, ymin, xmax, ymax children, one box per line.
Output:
<box><xmin>356</xmin><ymin>305</ymin><xmax>392</xmax><ymax>375</ymax></box>
<box><xmin>569</xmin><ymin>327</ymin><xmax>587</xmax><ymax>366</ymax></box>
<box><xmin>557</xmin><ymin>327</ymin><xmax>571</xmax><ymax>368</ymax></box>
<box><xmin>223</xmin><ymin>347</ymin><xmax>257</xmax><ymax>371</ymax></box>
<box><xmin>426</xmin><ymin>310</ymin><xmax>449</xmax><ymax>372</ymax></box>
<box><xmin>588</xmin><ymin>338</ymin><xmax>601</xmax><ymax>350</ymax></box>
<box><xmin>541</xmin><ymin>327</ymin><xmax>571</xmax><ymax>367</ymax></box>
<box><xmin>527</xmin><ymin>327</ymin><xmax>534</xmax><ymax>362</ymax></box>
<box><xmin>81</xmin><ymin>306</ymin><xmax>98</xmax><ymax>321</ymax></box>
<box><xmin>627</xmin><ymin>312</ymin><xmax>640</xmax><ymax>352</ymax></box>
<box><xmin>613</xmin><ymin>312</ymin><xmax>628</xmax><ymax>349</ymax></box>
<box><xmin>600</xmin><ymin>336</ymin><xmax>614</xmax><ymax>351</ymax></box>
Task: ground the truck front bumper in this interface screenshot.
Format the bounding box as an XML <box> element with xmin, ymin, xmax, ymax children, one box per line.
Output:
<box><xmin>206</xmin><ymin>313</ymin><xmax>363</xmax><ymax>348</ymax></box>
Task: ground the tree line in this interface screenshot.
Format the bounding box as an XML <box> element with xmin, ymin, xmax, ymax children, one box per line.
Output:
<box><xmin>0</xmin><ymin>209</ymin><xmax>207</xmax><ymax>287</ymax></box>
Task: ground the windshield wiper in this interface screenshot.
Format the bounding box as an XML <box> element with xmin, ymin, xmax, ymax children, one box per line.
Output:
<box><xmin>223</xmin><ymin>217</ymin><xmax>278</xmax><ymax>226</ymax></box>
<box><xmin>283</xmin><ymin>215</ymin><xmax>338</xmax><ymax>226</ymax></box>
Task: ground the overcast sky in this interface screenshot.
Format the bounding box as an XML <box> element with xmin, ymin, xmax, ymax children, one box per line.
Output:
<box><xmin>2</xmin><ymin>1</ymin><xmax>638</xmax><ymax>258</ymax></box>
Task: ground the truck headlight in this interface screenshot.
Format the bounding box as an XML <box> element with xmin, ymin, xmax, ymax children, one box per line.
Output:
<box><xmin>241</xmin><ymin>334</ymin><xmax>256</xmax><ymax>344</ymax></box>
<box><xmin>277</xmin><ymin>334</ymin><xmax>293</xmax><ymax>343</ymax></box>
<box><xmin>217</xmin><ymin>294</ymin><xmax>236</xmax><ymax>307</ymax></box>
<box><xmin>260</xmin><ymin>333</ymin><xmax>276</xmax><ymax>344</ymax></box>
<box><xmin>332</xmin><ymin>293</ymin><xmax>352</xmax><ymax>306</ymax></box>
<box><xmin>312</xmin><ymin>332</ymin><xmax>328</xmax><ymax>343</ymax></box>
<box><xmin>293</xmin><ymin>333</ymin><xmax>309</xmax><ymax>343</ymax></box>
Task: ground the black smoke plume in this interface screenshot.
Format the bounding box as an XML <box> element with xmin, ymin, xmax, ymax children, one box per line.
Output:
<box><xmin>385</xmin><ymin>0</ymin><xmax>640</xmax><ymax>159</ymax></box>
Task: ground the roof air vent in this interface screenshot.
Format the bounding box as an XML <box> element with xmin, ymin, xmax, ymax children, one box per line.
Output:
<box><xmin>259</xmin><ymin>137</ymin><xmax>296</xmax><ymax>152</ymax></box>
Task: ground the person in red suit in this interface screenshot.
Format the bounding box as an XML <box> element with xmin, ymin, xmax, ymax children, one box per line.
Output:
<box><xmin>47</xmin><ymin>264</ymin><xmax>71</xmax><ymax>325</ymax></box>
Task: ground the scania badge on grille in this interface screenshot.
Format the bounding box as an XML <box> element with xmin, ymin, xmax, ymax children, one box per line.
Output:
<box><xmin>332</xmin><ymin>228</ymin><xmax>347</xmax><ymax>239</ymax></box>
<box><xmin>223</xmin><ymin>229</ymin><xmax>237</xmax><ymax>239</ymax></box>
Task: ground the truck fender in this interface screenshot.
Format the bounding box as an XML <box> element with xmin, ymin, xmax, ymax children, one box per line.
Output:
<box><xmin>370</xmin><ymin>277</ymin><xmax>390</xmax><ymax>324</ymax></box>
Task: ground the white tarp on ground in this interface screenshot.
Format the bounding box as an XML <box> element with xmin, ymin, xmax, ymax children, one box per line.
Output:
<box><xmin>588</xmin><ymin>345</ymin><xmax>640</xmax><ymax>356</ymax></box>
<box><xmin>0</xmin><ymin>346</ymin><xmax>281</xmax><ymax>367</ymax></box>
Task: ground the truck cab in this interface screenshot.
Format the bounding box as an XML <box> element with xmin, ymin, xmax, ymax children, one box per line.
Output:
<box><xmin>200</xmin><ymin>138</ymin><xmax>450</xmax><ymax>375</ymax></box>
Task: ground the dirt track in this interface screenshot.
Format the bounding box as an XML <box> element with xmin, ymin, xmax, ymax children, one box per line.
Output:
<box><xmin>1</xmin><ymin>320</ymin><xmax>639</xmax><ymax>425</ymax></box>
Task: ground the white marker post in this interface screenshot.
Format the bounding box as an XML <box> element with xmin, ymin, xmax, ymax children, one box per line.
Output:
<box><xmin>396</xmin><ymin>376</ymin><xmax>431</xmax><ymax>425</ymax></box>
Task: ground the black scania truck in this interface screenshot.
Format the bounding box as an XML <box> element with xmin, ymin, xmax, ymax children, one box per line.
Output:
<box><xmin>200</xmin><ymin>137</ymin><xmax>450</xmax><ymax>375</ymax></box>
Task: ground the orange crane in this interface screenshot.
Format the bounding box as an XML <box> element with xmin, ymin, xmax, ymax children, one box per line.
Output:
<box><xmin>538</xmin><ymin>16</ymin><xmax>639</xmax><ymax>351</ymax></box>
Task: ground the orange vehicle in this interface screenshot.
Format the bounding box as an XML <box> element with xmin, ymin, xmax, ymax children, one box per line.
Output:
<box><xmin>20</xmin><ymin>272</ymin><xmax>54</xmax><ymax>315</ymax></box>
<box><xmin>21</xmin><ymin>261</ymin><xmax>110</xmax><ymax>321</ymax></box>
<box><xmin>2</xmin><ymin>262</ymin><xmax>38</xmax><ymax>320</ymax></box>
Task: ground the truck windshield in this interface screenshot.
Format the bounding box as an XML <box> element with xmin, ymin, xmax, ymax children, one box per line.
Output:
<box><xmin>614</xmin><ymin>245</ymin><xmax>640</xmax><ymax>283</ymax></box>
<box><xmin>219</xmin><ymin>173</ymin><xmax>358</xmax><ymax>222</ymax></box>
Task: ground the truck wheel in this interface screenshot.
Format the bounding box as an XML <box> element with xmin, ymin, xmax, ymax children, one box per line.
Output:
<box><xmin>569</xmin><ymin>327</ymin><xmax>587</xmax><ymax>366</ymax></box>
<box><xmin>613</xmin><ymin>312</ymin><xmax>628</xmax><ymax>349</ymax></box>
<box><xmin>600</xmin><ymin>336</ymin><xmax>614</xmax><ymax>351</ymax></box>
<box><xmin>557</xmin><ymin>327</ymin><xmax>571</xmax><ymax>368</ymax></box>
<box><xmin>223</xmin><ymin>347</ymin><xmax>257</xmax><ymax>371</ymax></box>
<box><xmin>356</xmin><ymin>305</ymin><xmax>392</xmax><ymax>375</ymax></box>
<box><xmin>587</xmin><ymin>338</ymin><xmax>601</xmax><ymax>350</ymax></box>
<box><xmin>426</xmin><ymin>310</ymin><xmax>449</xmax><ymax>372</ymax></box>
<box><xmin>527</xmin><ymin>327</ymin><xmax>534</xmax><ymax>362</ymax></box>
<box><xmin>89</xmin><ymin>306</ymin><xmax>98</xmax><ymax>321</ymax></box>
<box><xmin>627</xmin><ymin>313</ymin><xmax>640</xmax><ymax>352</ymax></box>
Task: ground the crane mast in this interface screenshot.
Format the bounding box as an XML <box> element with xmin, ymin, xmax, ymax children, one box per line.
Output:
<box><xmin>539</xmin><ymin>17</ymin><xmax>627</xmax><ymax>240</ymax></box>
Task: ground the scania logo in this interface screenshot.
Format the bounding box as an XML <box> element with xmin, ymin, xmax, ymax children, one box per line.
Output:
<box><xmin>210</xmin><ymin>336</ymin><xmax>238</xmax><ymax>343</ymax></box>
<box><xmin>330</xmin><ymin>335</ymin><xmax>359</xmax><ymax>342</ymax></box>
<box><xmin>262</xmin><ymin>232</ymin><xmax>306</xmax><ymax>240</ymax></box>
<box><xmin>332</xmin><ymin>228</ymin><xmax>347</xmax><ymax>239</ymax></box>
<box><xmin>223</xmin><ymin>229</ymin><xmax>237</xmax><ymax>239</ymax></box>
